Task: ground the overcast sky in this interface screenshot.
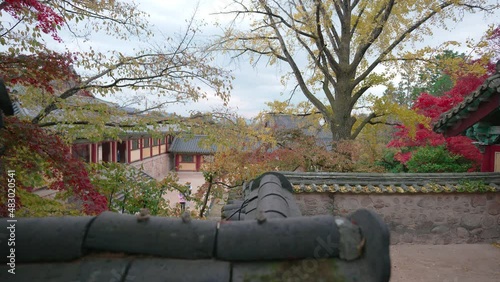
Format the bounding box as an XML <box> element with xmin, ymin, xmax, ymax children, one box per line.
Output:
<box><xmin>68</xmin><ymin>0</ymin><xmax>499</xmax><ymax>118</ymax></box>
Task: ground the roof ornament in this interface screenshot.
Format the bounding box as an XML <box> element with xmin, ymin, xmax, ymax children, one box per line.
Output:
<box><xmin>136</xmin><ymin>208</ymin><xmax>150</xmax><ymax>222</ymax></box>
<box><xmin>255</xmin><ymin>210</ymin><xmax>267</xmax><ymax>224</ymax></box>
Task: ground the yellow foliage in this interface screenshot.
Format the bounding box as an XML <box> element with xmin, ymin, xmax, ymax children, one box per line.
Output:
<box><xmin>363</xmin><ymin>94</ymin><xmax>430</xmax><ymax>138</ymax></box>
<box><xmin>218</xmin><ymin>0</ymin><xmax>496</xmax><ymax>143</ymax></box>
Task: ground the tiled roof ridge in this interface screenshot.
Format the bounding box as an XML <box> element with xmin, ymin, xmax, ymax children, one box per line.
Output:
<box><xmin>223</xmin><ymin>172</ymin><xmax>302</xmax><ymax>221</ymax></box>
<box><xmin>0</xmin><ymin>172</ymin><xmax>391</xmax><ymax>281</ymax></box>
<box><xmin>0</xmin><ymin>209</ymin><xmax>391</xmax><ymax>282</ymax></box>
<box><xmin>279</xmin><ymin>171</ymin><xmax>500</xmax><ymax>193</ymax></box>
<box><xmin>0</xmin><ymin>211</ymin><xmax>375</xmax><ymax>263</ymax></box>
<box><xmin>281</xmin><ymin>171</ymin><xmax>500</xmax><ymax>182</ymax></box>
<box><xmin>433</xmin><ymin>63</ymin><xmax>500</xmax><ymax>132</ymax></box>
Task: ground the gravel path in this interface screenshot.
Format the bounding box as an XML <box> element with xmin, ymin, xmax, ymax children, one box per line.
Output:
<box><xmin>390</xmin><ymin>244</ymin><xmax>500</xmax><ymax>282</ymax></box>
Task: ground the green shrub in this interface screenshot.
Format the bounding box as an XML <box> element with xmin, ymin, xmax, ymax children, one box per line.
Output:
<box><xmin>376</xmin><ymin>150</ymin><xmax>406</xmax><ymax>173</ymax></box>
<box><xmin>406</xmin><ymin>145</ymin><xmax>471</xmax><ymax>173</ymax></box>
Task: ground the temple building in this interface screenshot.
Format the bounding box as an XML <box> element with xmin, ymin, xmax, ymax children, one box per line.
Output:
<box><xmin>434</xmin><ymin>61</ymin><xmax>500</xmax><ymax>172</ymax></box>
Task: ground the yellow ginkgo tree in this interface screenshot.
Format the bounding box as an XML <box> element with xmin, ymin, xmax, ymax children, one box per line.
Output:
<box><xmin>217</xmin><ymin>0</ymin><xmax>498</xmax><ymax>141</ymax></box>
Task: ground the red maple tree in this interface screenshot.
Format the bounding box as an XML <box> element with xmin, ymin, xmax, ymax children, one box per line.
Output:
<box><xmin>1</xmin><ymin>0</ymin><xmax>64</xmax><ymax>41</ymax></box>
<box><xmin>0</xmin><ymin>0</ymin><xmax>78</xmax><ymax>92</ymax></box>
<box><xmin>0</xmin><ymin>116</ymin><xmax>108</xmax><ymax>216</ymax></box>
<box><xmin>388</xmin><ymin>61</ymin><xmax>496</xmax><ymax>170</ymax></box>
<box><xmin>0</xmin><ymin>51</ymin><xmax>77</xmax><ymax>94</ymax></box>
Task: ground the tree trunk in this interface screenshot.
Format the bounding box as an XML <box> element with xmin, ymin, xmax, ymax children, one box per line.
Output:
<box><xmin>329</xmin><ymin>67</ymin><xmax>356</xmax><ymax>141</ymax></box>
<box><xmin>199</xmin><ymin>181</ymin><xmax>212</xmax><ymax>218</ymax></box>
<box><xmin>329</xmin><ymin>111</ymin><xmax>356</xmax><ymax>141</ymax></box>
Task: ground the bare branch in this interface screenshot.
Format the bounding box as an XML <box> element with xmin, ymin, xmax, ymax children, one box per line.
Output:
<box><xmin>351</xmin><ymin>0</ymin><xmax>395</xmax><ymax>71</ymax></box>
<box><xmin>354</xmin><ymin>1</ymin><xmax>452</xmax><ymax>86</ymax></box>
<box><xmin>260</xmin><ymin>1</ymin><xmax>329</xmax><ymax>116</ymax></box>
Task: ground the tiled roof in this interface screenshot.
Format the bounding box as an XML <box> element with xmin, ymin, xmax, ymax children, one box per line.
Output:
<box><xmin>0</xmin><ymin>212</ymin><xmax>391</xmax><ymax>282</ymax></box>
<box><xmin>270</xmin><ymin>114</ymin><xmax>304</xmax><ymax>131</ymax></box>
<box><xmin>12</xmin><ymin>93</ymin><xmax>125</xmax><ymax>120</ymax></box>
<box><xmin>11</xmin><ymin>94</ymin><xmax>178</xmax><ymax>139</ymax></box>
<box><xmin>265</xmin><ymin>114</ymin><xmax>334</xmax><ymax>151</ymax></box>
<box><xmin>169</xmin><ymin>135</ymin><xmax>216</xmax><ymax>154</ymax></box>
<box><xmin>433</xmin><ymin>61</ymin><xmax>500</xmax><ymax>134</ymax></box>
<box><xmin>222</xmin><ymin>172</ymin><xmax>302</xmax><ymax>221</ymax></box>
<box><xmin>280</xmin><ymin>171</ymin><xmax>500</xmax><ymax>193</ymax></box>
<box><xmin>0</xmin><ymin>172</ymin><xmax>391</xmax><ymax>282</ymax></box>
<box><xmin>268</xmin><ymin>113</ymin><xmax>333</xmax><ymax>140</ymax></box>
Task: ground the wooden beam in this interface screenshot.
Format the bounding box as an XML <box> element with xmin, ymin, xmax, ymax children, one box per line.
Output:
<box><xmin>444</xmin><ymin>94</ymin><xmax>500</xmax><ymax>137</ymax></box>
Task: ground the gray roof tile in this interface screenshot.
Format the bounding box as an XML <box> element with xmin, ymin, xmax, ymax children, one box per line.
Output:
<box><xmin>169</xmin><ymin>135</ymin><xmax>216</xmax><ymax>154</ymax></box>
<box><xmin>268</xmin><ymin>114</ymin><xmax>333</xmax><ymax>146</ymax></box>
<box><xmin>84</xmin><ymin>212</ymin><xmax>217</xmax><ymax>259</ymax></box>
<box><xmin>0</xmin><ymin>216</ymin><xmax>93</xmax><ymax>263</ymax></box>
<box><xmin>217</xmin><ymin>215</ymin><xmax>342</xmax><ymax>261</ymax></box>
<box><xmin>0</xmin><ymin>172</ymin><xmax>391</xmax><ymax>282</ymax></box>
<box><xmin>224</xmin><ymin>173</ymin><xmax>302</xmax><ymax>221</ymax></box>
<box><xmin>0</xmin><ymin>258</ymin><xmax>130</xmax><ymax>282</ymax></box>
<box><xmin>127</xmin><ymin>259</ymin><xmax>231</xmax><ymax>282</ymax></box>
<box><xmin>279</xmin><ymin>171</ymin><xmax>500</xmax><ymax>193</ymax></box>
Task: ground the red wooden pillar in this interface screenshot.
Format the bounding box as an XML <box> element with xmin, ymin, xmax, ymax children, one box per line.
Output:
<box><xmin>127</xmin><ymin>140</ymin><xmax>131</xmax><ymax>164</ymax></box>
<box><xmin>140</xmin><ymin>138</ymin><xmax>143</xmax><ymax>161</ymax></box>
<box><xmin>481</xmin><ymin>145</ymin><xmax>500</xmax><ymax>172</ymax></box>
<box><xmin>165</xmin><ymin>136</ymin><xmax>168</xmax><ymax>152</ymax></box>
<box><xmin>175</xmin><ymin>154</ymin><xmax>180</xmax><ymax>171</ymax></box>
<box><xmin>196</xmin><ymin>155</ymin><xmax>201</xmax><ymax>171</ymax></box>
<box><xmin>91</xmin><ymin>144</ymin><xmax>97</xmax><ymax>163</ymax></box>
<box><xmin>482</xmin><ymin>145</ymin><xmax>492</xmax><ymax>172</ymax></box>
<box><xmin>150</xmin><ymin>137</ymin><xmax>153</xmax><ymax>157</ymax></box>
<box><xmin>111</xmin><ymin>141</ymin><xmax>117</xmax><ymax>162</ymax></box>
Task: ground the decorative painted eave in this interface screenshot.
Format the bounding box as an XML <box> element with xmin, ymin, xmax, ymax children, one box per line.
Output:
<box><xmin>433</xmin><ymin>61</ymin><xmax>500</xmax><ymax>135</ymax></box>
<box><xmin>279</xmin><ymin>172</ymin><xmax>500</xmax><ymax>194</ymax></box>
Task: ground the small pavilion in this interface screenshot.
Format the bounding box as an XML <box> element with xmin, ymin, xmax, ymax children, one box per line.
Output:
<box><xmin>434</xmin><ymin>61</ymin><xmax>500</xmax><ymax>172</ymax></box>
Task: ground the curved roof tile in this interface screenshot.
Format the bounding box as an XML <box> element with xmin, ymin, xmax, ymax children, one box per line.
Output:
<box><xmin>433</xmin><ymin>62</ymin><xmax>500</xmax><ymax>133</ymax></box>
<box><xmin>169</xmin><ymin>135</ymin><xmax>216</xmax><ymax>154</ymax></box>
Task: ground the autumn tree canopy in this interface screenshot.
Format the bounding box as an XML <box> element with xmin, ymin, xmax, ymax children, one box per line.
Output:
<box><xmin>0</xmin><ymin>1</ymin><xmax>232</xmax><ymax>216</ymax></box>
<box><xmin>0</xmin><ymin>116</ymin><xmax>108</xmax><ymax>216</ymax></box>
<box><xmin>218</xmin><ymin>0</ymin><xmax>498</xmax><ymax>141</ymax></box>
<box><xmin>0</xmin><ymin>0</ymin><xmax>148</xmax><ymax>93</ymax></box>
<box><xmin>0</xmin><ymin>0</ymin><xmax>232</xmax><ymax>141</ymax></box>
<box><xmin>387</xmin><ymin>60</ymin><xmax>496</xmax><ymax>172</ymax></box>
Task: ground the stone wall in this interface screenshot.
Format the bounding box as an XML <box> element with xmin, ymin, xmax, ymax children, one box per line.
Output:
<box><xmin>294</xmin><ymin>193</ymin><xmax>500</xmax><ymax>245</ymax></box>
<box><xmin>130</xmin><ymin>154</ymin><xmax>170</xmax><ymax>180</ymax></box>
